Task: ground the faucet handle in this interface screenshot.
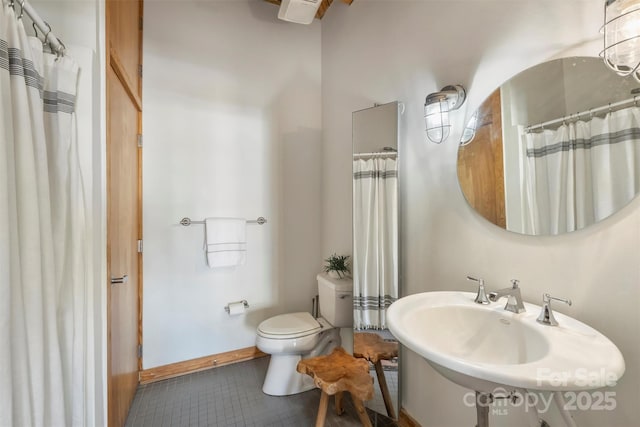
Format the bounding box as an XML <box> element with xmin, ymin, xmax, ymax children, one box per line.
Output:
<box><xmin>537</xmin><ymin>293</ymin><xmax>572</xmax><ymax>326</ymax></box>
<box><xmin>466</xmin><ymin>276</ymin><xmax>490</xmax><ymax>305</ymax></box>
<box><xmin>510</xmin><ymin>279</ymin><xmax>520</xmax><ymax>289</ymax></box>
<box><xmin>544</xmin><ymin>293</ymin><xmax>572</xmax><ymax>306</ymax></box>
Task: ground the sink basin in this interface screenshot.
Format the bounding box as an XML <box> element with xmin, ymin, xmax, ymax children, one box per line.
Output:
<box><xmin>387</xmin><ymin>291</ymin><xmax>625</xmax><ymax>392</ymax></box>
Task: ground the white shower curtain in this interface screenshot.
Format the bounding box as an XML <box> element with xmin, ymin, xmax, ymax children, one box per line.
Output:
<box><xmin>0</xmin><ymin>4</ymin><xmax>90</xmax><ymax>426</ymax></box>
<box><xmin>353</xmin><ymin>157</ymin><xmax>398</xmax><ymax>330</ymax></box>
<box><xmin>521</xmin><ymin>107</ymin><xmax>640</xmax><ymax>235</ymax></box>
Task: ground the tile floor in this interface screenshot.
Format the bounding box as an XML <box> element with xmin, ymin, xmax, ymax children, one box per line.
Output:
<box><xmin>125</xmin><ymin>356</ymin><xmax>397</xmax><ymax>427</ymax></box>
<box><xmin>366</xmin><ymin>365</ymin><xmax>398</xmax><ymax>418</ymax></box>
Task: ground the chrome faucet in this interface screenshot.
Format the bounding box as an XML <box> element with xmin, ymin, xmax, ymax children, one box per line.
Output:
<box><xmin>488</xmin><ymin>279</ymin><xmax>526</xmax><ymax>314</ymax></box>
<box><xmin>466</xmin><ymin>276</ymin><xmax>490</xmax><ymax>304</ymax></box>
<box><xmin>537</xmin><ymin>293</ymin><xmax>572</xmax><ymax>326</ymax></box>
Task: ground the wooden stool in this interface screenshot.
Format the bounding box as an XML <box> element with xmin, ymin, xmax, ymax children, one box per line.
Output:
<box><xmin>354</xmin><ymin>332</ymin><xmax>399</xmax><ymax>419</ymax></box>
<box><xmin>296</xmin><ymin>347</ymin><xmax>374</xmax><ymax>427</ymax></box>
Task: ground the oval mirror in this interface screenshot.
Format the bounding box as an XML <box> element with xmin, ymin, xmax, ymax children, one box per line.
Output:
<box><xmin>457</xmin><ymin>56</ymin><xmax>640</xmax><ymax>236</ymax></box>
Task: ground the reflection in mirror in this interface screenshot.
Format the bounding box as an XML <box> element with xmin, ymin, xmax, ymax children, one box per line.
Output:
<box><xmin>458</xmin><ymin>57</ymin><xmax>640</xmax><ymax>235</ymax></box>
<box><xmin>352</xmin><ymin>101</ymin><xmax>400</xmax><ymax>423</ymax></box>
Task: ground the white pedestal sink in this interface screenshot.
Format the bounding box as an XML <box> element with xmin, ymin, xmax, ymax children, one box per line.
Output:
<box><xmin>387</xmin><ymin>291</ymin><xmax>625</xmax><ymax>426</ymax></box>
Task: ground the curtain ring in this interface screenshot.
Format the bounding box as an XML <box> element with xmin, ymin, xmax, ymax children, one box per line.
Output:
<box><xmin>32</xmin><ymin>22</ymin><xmax>39</xmax><ymax>38</ymax></box>
<box><xmin>9</xmin><ymin>0</ymin><xmax>15</xmax><ymax>10</ymax></box>
<box><xmin>54</xmin><ymin>37</ymin><xmax>66</xmax><ymax>59</ymax></box>
<box><xmin>11</xmin><ymin>0</ymin><xmax>25</xmax><ymax>19</ymax></box>
<box><xmin>42</xmin><ymin>21</ymin><xmax>52</xmax><ymax>46</ymax></box>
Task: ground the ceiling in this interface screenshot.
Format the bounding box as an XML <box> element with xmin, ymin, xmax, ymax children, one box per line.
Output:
<box><xmin>264</xmin><ymin>0</ymin><xmax>354</xmax><ymax>20</ymax></box>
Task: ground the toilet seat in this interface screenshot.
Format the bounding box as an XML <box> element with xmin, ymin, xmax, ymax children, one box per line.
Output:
<box><xmin>257</xmin><ymin>312</ymin><xmax>322</xmax><ymax>339</ymax></box>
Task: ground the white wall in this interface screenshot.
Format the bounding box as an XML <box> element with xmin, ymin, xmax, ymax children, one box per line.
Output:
<box><xmin>321</xmin><ymin>1</ymin><xmax>639</xmax><ymax>427</ymax></box>
<box><xmin>142</xmin><ymin>0</ymin><xmax>322</xmax><ymax>368</ymax></box>
<box><xmin>25</xmin><ymin>0</ymin><xmax>105</xmax><ymax>425</ymax></box>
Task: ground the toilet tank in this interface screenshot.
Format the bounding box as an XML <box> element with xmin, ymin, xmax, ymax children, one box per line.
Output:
<box><xmin>317</xmin><ymin>273</ymin><xmax>353</xmax><ymax>327</ymax></box>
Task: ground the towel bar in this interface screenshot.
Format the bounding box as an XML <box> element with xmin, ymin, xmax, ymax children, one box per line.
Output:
<box><xmin>180</xmin><ymin>217</ymin><xmax>267</xmax><ymax>226</ymax></box>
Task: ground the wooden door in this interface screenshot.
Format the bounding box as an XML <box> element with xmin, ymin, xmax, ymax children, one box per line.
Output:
<box><xmin>106</xmin><ymin>0</ymin><xmax>143</xmax><ymax>426</ymax></box>
<box><xmin>457</xmin><ymin>89</ymin><xmax>506</xmax><ymax>228</ymax></box>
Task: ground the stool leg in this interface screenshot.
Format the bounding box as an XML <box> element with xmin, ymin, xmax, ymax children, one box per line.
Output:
<box><xmin>352</xmin><ymin>397</ymin><xmax>373</xmax><ymax>427</ymax></box>
<box><xmin>315</xmin><ymin>391</ymin><xmax>330</xmax><ymax>427</ymax></box>
<box><xmin>374</xmin><ymin>360</ymin><xmax>396</xmax><ymax>419</ymax></box>
<box><xmin>335</xmin><ymin>391</ymin><xmax>344</xmax><ymax>415</ymax></box>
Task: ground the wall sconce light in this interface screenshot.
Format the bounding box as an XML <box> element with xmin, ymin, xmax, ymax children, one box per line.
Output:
<box><xmin>424</xmin><ymin>85</ymin><xmax>466</xmax><ymax>144</ymax></box>
<box><xmin>601</xmin><ymin>0</ymin><xmax>640</xmax><ymax>81</ymax></box>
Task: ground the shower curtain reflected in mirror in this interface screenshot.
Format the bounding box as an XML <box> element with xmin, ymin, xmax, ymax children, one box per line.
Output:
<box><xmin>352</xmin><ymin>156</ymin><xmax>398</xmax><ymax>330</ymax></box>
<box><xmin>352</xmin><ymin>101</ymin><xmax>400</xmax><ymax>423</ymax></box>
<box><xmin>521</xmin><ymin>106</ymin><xmax>640</xmax><ymax>235</ymax></box>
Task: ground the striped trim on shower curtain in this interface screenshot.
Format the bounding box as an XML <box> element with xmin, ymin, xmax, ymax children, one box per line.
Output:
<box><xmin>526</xmin><ymin>127</ymin><xmax>640</xmax><ymax>158</ymax></box>
<box><xmin>1</xmin><ymin>39</ymin><xmax>76</xmax><ymax>113</ymax></box>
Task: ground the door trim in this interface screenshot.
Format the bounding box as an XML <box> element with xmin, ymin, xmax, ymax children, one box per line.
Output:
<box><xmin>106</xmin><ymin>0</ymin><xmax>144</xmax><ymax>424</ymax></box>
<box><xmin>109</xmin><ymin>49</ymin><xmax>142</xmax><ymax>110</ymax></box>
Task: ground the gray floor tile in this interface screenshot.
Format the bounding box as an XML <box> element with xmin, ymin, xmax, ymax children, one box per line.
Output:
<box><xmin>125</xmin><ymin>357</ymin><xmax>396</xmax><ymax>426</ymax></box>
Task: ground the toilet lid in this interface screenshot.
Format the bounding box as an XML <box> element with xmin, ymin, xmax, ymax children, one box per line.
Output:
<box><xmin>258</xmin><ymin>312</ymin><xmax>321</xmax><ymax>337</ymax></box>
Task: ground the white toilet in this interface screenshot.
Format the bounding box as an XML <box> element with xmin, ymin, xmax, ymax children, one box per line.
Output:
<box><xmin>256</xmin><ymin>273</ymin><xmax>353</xmax><ymax>396</ymax></box>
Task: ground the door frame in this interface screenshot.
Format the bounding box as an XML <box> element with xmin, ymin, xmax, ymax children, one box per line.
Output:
<box><xmin>105</xmin><ymin>0</ymin><xmax>144</xmax><ymax>425</ymax></box>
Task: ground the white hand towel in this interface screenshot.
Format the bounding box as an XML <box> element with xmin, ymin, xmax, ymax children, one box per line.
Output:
<box><xmin>205</xmin><ymin>217</ymin><xmax>247</xmax><ymax>268</ymax></box>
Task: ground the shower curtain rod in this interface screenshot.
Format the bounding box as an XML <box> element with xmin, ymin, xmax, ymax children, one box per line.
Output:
<box><xmin>525</xmin><ymin>95</ymin><xmax>639</xmax><ymax>133</ymax></box>
<box><xmin>10</xmin><ymin>0</ymin><xmax>65</xmax><ymax>55</ymax></box>
<box><xmin>353</xmin><ymin>151</ymin><xmax>397</xmax><ymax>159</ymax></box>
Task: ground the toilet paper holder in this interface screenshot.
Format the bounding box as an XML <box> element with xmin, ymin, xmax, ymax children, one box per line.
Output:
<box><xmin>225</xmin><ymin>300</ymin><xmax>250</xmax><ymax>314</ymax></box>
